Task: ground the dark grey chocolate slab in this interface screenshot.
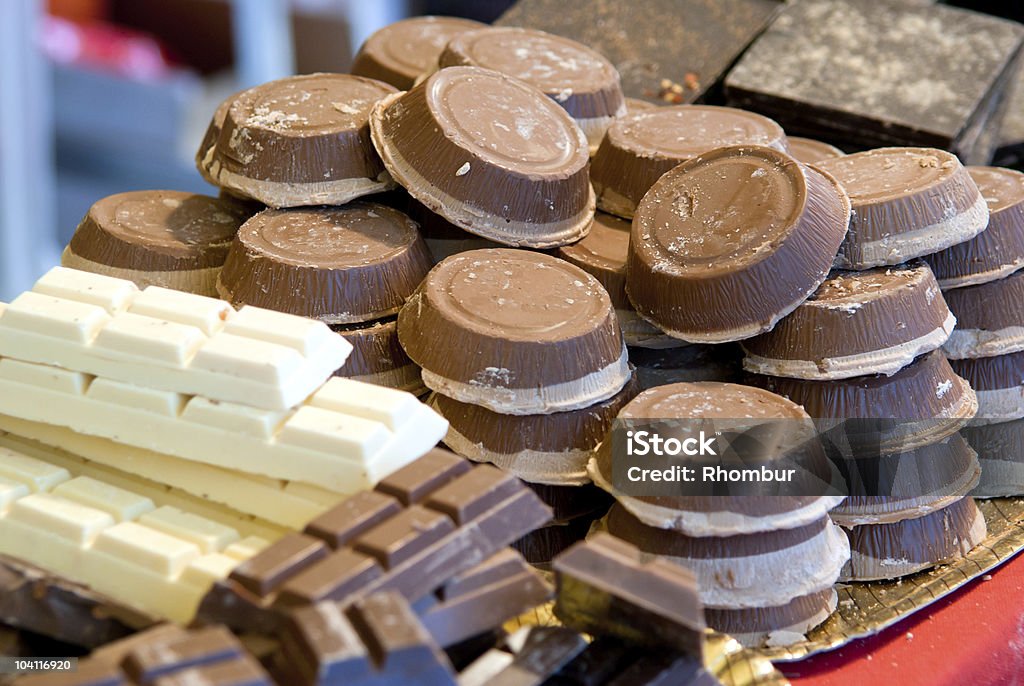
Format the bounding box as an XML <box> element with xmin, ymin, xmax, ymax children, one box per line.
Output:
<box><xmin>724</xmin><ymin>0</ymin><xmax>1024</xmax><ymax>164</ymax></box>
<box><xmin>496</xmin><ymin>0</ymin><xmax>781</xmax><ymax>105</ymax></box>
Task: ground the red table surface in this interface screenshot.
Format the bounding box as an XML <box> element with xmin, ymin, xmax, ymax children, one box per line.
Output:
<box><xmin>782</xmin><ymin>551</ymin><xmax>1024</xmax><ymax>686</ymax></box>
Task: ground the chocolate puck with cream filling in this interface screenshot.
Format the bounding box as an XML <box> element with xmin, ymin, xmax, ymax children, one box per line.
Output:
<box><xmin>599</xmin><ymin>504</ymin><xmax>849</xmax><ymax>612</ymax></box>
<box><xmin>948</xmin><ymin>351</ymin><xmax>1024</xmax><ymax>425</ymax></box>
<box><xmin>839</xmin><ymin>496</ymin><xmax>986</xmax><ymax>581</ymax></box>
<box><xmin>197</xmin><ymin>92</ymin><xmax>237</xmax><ymax>186</ymax></box>
<box><xmin>748</xmin><ymin>350</ymin><xmax>978</xmax><ymax>453</ymax></box>
<box><xmin>626</xmin><ymin>145</ymin><xmax>850</xmax><ymax>343</ymax></box>
<box><xmin>704</xmin><ymin>589</ymin><xmax>838</xmax><ymax>648</ymax></box>
<box><xmin>925</xmin><ymin>167</ymin><xmax>1024</xmax><ymax>289</ymax></box>
<box><xmin>398</xmin><ymin>248</ymin><xmax>630</xmax><ymax>414</ymax></box>
<box><xmin>742</xmin><ymin>262</ymin><xmax>955</xmax><ymax>380</ymax></box>
<box><xmin>787</xmin><ymin>137</ymin><xmax>845</xmax><ymax>165</ymax></box>
<box><xmin>204</xmin><ymin>73</ymin><xmax>398</xmax><ymax>208</ymax></box>
<box><xmin>429</xmin><ymin>370</ymin><xmax>640</xmax><ymax>485</ymax></box>
<box><xmin>588</xmin><ymin>381</ymin><xmax>844</xmax><ymax>536</ymax></box>
<box><xmin>217</xmin><ymin>203</ymin><xmax>432</xmax><ymax>324</ymax></box>
<box><xmin>827</xmin><ymin>433</ymin><xmax>980</xmax><ymax>526</ymax></box>
<box><xmin>963</xmin><ymin>418</ymin><xmax>1024</xmax><ymax>497</ymax></box>
<box><xmin>557</xmin><ymin>212</ymin><xmax>681</xmax><ymax>348</ymax></box>
<box><xmin>63</xmin><ymin>190</ymin><xmax>246</xmax><ymax>297</ymax></box>
<box><xmin>816</xmin><ymin>148</ymin><xmax>989</xmax><ymax>269</ymax></box>
<box><xmin>370</xmin><ymin>66</ymin><xmax>595</xmax><ymax>248</ymax></box>
<box><xmin>590</xmin><ymin>106</ymin><xmax>789</xmax><ymax>219</ymax></box>
<box><xmin>438</xmin><ymin>27</ymin><xmax>626</xmax><ymax>153</ymax></box>
<box><xmin>629</xmin><ymin>344</ymin><xmax>743</xmax><ymax>391</ymax></box>
<box><xmin>943</xmin><ymin>269</ymin><xmax>1024</xmax><ymax>359</ymax></box>
<box><xmin>351</xmin><ymin>16</ymin><xmax>485</xmax><ymax>90</ymax></box>
<box><xmin>334</xmin><ymin>318</ymin><xmax>424</xmax><ymax>394</ymax></box>
<box><xmin>408</xmin><ymin>199</ymin><xmax>505</xmax><ymax>265</ymax></box>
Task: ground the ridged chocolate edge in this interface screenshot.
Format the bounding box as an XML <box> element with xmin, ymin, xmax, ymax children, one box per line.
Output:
<box><xmin>943</xmin><ymin>268</ymin><xmax>1024</xmax><ymax>331</ymax></box>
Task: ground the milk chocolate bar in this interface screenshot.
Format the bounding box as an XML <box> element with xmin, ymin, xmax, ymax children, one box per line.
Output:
<box><xmin>0</xmin><ymin>268</ymin><xmax>351</xmax><ymax>411</ymax></box>
<box><xmin>815</xmin><ymin>148</ymin><xmax>987</xmax><ymax>269</ymax></box>
<box><xmin>17</xmin><ymin>625</ymin><xmax>274</xmax><ymax>686</ymax></box>
<box><xmin>0</xmin><ymin>445</ymin><xmax>269</xmax><ymax>624</ymax></box>
<box><xmin>437</xmin><ymin>27</ymin><xmax>625</xmax><ymax>153</ymax></box>
<box><xmin>0</xmin><ymin>358</ymin><xmax>447</xmax><ymax>493</ymax></box>
<box><xmin>497</xmin><ymin>0</ymin><xmax>780</xmax><ymax>105</ymax></box>
<box><xmin>196</xmin><ymin>450</ymin><xmax>552</xmax><ymax>633</ymax></box>
<box><xmin>216</xmin><ymin>203</ymin><xmax>433</xmax><ymax>325</ymax></box>
<box><xmin>63</xmin><ymin>190</ymin><xmax>247</xmax><ymax>298</ymax></box>
<box><xmin>725</xmin><ymin>0</ymin><xmax>1024</xmax><ymax>164</ymax></box>
<box><xmin>351</xmin><ymin>16</ymin><xmax>485</xmax><ymax>90</ymax></box>
<box><xmin>370</xmin><ymin>67</ymin><xmax>594</xmax><ymax>248</ymax></box>
<box><xmin>202</xmin><ymin>73</ymin><xmax>399</xmax><ymax>208</ymax></box>
<box><xmin>553</xmin><ymin>533</ymin><xmax>705</xmax><ymax>657</ymax></box>
<box><xmin>276</xmin><ymin>592</ymin><xmax>457</xmax><ymax>686</ymax></box>
<box><xmin>626</xmin><ymin>145</ymin><xmax>849</xmax><ymax>343</ymax></box>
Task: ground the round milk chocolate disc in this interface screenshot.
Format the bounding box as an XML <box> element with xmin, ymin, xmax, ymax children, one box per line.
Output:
<box><xmin>350</xmin><ymin>16</ymin><xmax>485</xmax><ymax>90</ymax></box>
<box><xmin>748</xmin><ymin>349</ymin><xmax>978</xmax><ymax>453</ymax></box>
<box><xmin>557</xmin><ymin>212</ymin><xmax>681</xmax><ymax>348</ymax></box>
<box><xmin>408</xmin><ymin>199</ymin><xmax>505</xmax><ymax>265</ymax></box>
<box><xmin>742</xmin><ymin>262</ymin><xmax>955</xmax><ymax>380</ymax></box>
<box><xmin>816</xmin><ymin>148</ymin><xmax>989</xmax><ymax>269</ymax></box>
<box><xmin>64</xmin><ymin>190</ymin><xmax>247</xmax><ymax>296</ymax></box>
<box><xmin>626</xmin><ymin>145</ymin><xmax>850</xmax><ymax>343</ymax></box>
<box><xmin>370</xmin><ymin>66</ymin><xmax>595</xmax><ymax>248</ymax></box>
<box><xmin>430</xmin><ymin>370</ymin><xmax>640</xmax><ymax>485</ymax></box>
<box><xmin>587</xmin><ymin>381</ymin><xmax>844</xmax><ymax>536</ymax></box>
<box><xmin>948</xmin><ymin>350</ymin><xmax>1024</xmax><ymax>425</ymax></box>
<box><xmin>925</xmin><ymin>166</ymin><xmax>1024</xmax><ymax>289</ymax></box>
<box><xmin>334</xmin><ymin>318</ymin><xmax>424</xmax><ymax>395</ymax></box>
<box><xmin>397</xmin><ymin>248</ymin><xmax>629</xmax><ymax>414</ymax></box>
<box><xmin>197</xmin><ymin>91</ymin><xmax>239</xmax><ymax>185</ymax></box>
<box><xmin>704</xmin><ymin>589</ymin><xmax>837</xmax><ymax>648</ymax></box>
<box><xmin>600</xmin><ymin>504</ymin><xmax>849</xmax><ymax>610</ymax></box>
<box><xmin>629</xmin><ymin>344</ymin><xmax>743</xmax><ymax>390</ymax></box>
<box><xmin>943</xmin><ymin>269</ymin><xmax>1024</xmax><ymax>359</ymax></box>
<box><xmin>963</xmin><ymin>418</ymin><xmax>1024</xmax><ymax>497</ymax></box>
<box><xmin>787</xmin><ymin>137</ymin><xmax>844</xmax><ymax>165</ymax></box>
<box><xmin>590</xmin><ymin>106</ymin><xmax>789</xmax><ymax>219</ymax></box>
<box><xmin>216</xmin><ymin>202</ymin><xmax>432</xmax><ymax>324</ymax></box>
<box><xmin>438</xmin><ymin>27</ymin><xmax>625</xmax><ymax>152</ymax></box>
<box><xmin>840</xmin><ymin>496</ymin><xmax>986</xmax><ymax>581</ymax></box>
<box><xmin>207</xmin><ymin>73</ymin><xmax>398</xmax><ymax>208</ymax></box>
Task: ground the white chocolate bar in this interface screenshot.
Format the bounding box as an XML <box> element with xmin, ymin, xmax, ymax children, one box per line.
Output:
<box><xmin>0</xmin><ymin>432</ymin><xmax>287</xmax><ymax>541</ymax></box>
<box><xmin>0</xmin><ymin>445</ymin><xmax>270</xmax><ymax>623</ymax></box>
<box><xmin>0</xmin><ymin>359</ymin><xmax>448</xmax><ymax>492</ymax></box>
<box><xmin>0</xmin><ymin>267</ymin><xmax>352</xmax><ymax>411</ymax></box>
<box><xmin>0</xmin><ymin>414</ymin><xmax>339</xmax><ymax>529</ymax></box>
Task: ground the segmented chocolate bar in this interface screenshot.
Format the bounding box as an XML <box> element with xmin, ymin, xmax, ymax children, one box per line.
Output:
<box><xmin>16</xmin><ymin>625</ymin><xmax>274</xmax><ymax>686</ymax></box>
<box><xmin>0</xmin><ymin>415</ymin><xmax>338</xmax><ymax>529</ymax></box>
<box><xmin>553</xmin><ymin>533</ymin><xmax>705</xmax><ymax>658</ymax></box>
<box><xmin>0</xmin><ymin>267</ymin><xmax>351</xmax><ymax>411</ymax></box>
<box><xmin>196</xmin><ymin>450</ymin><xmax>553</xmax><ymax>634</ymax></box>
<box><xmin>276</xmin><ymin>591</ymin><xmax>456</xmax><ymax>686</ymax></box>
<box><xmin>0</xmin><ymin>445</ymin><xmax>270</xmax><ymax>624</ymax></box>
<box><xmin>0</xmin><ymin>358</ymin><xmax>447</xmax><ymax>492</ymax></box>
<box><xmin>459</xmin><ymin>628</ymin><xmax>718</xmax><ymax>686</ymax></box>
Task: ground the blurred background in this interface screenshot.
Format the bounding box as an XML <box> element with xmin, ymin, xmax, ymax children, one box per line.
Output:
<box><xmin>0</xmin><ymin>0</ymin><xmax>516</xmax><ymax>301</ymax></box>
<box><xmin>0</xmin><ymin>0</ymin><xmax>1021</xmax><ymax>301</ymax></box>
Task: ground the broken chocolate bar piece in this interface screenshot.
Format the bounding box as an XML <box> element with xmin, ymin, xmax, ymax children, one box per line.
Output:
<box><xmin>276</xmin><ymin>591</ymin><xmax>456</xmax><ymax>686</ymax></box>
<box><xmin>497</xmin><ymin>0</ymin><xmax>781</xmax><ymax>105</ymax></box>
<box><xmin>553</xmin><ymin>533</ymin><xmax>705</xmax><ymax>658</ymax></box>
<box><xmin>16</xmin><ymin>625</ymin><xmax>273</xmax><ymax>686</ymax></box>
<box><xmin>725</xmin><ymin>0</ymin><xmax>1024</xmax><ymax>164</ymax></box>
<box><xmin>196</xmin><ymin>450</ymin><xmax>552</xmax><ymax>633</ymax></box>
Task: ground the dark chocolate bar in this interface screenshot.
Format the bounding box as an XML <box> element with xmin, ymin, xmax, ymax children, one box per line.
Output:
<box><xmin>196</xmin><ymin>450</ymin><xmax>552</xmax><ymax>633</ymax></box>
<box><xmin>553</xmin><ymin>533</ymin><xmax>705</xmax><ymax>658</ymax></box>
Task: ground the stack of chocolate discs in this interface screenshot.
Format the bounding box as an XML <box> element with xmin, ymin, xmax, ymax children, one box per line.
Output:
<box><xmin>926</xmin><ymin>167</ymin><xmax>1024</xmax><ymax>496</ymax></box>
<box><xmin>398</xmin><ymin>248</ymin><xmax>637</xmax><ymax>565</ymax></box>
<box><xmin>741</xmin><ymin>148</ymin><xmax>992</xmax><ymax>581</ymax></box>
<box><xmin>215</xmin><ymin>203</ymin><xmax>433</xmax><ymax>393</ymax></box>
<box><xmin>587</xmin><ymin>382</ymin><xmax>850</xmax><ymax>647</ymax></box>
<box><xmin>62</xmin><ymin>190</ymin><xmax>249</xmax><ymax>296</ymax></box>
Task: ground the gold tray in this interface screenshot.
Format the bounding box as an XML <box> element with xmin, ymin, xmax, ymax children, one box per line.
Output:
<box><xmin>754</xmin><ymin>496</ymin><xmax>1024</xmax><ymax>661</ymax></box>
